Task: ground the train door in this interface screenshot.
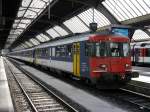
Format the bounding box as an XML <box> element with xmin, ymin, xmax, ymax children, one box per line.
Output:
<box><xmin>34</xmin><ymin>49</ymin><xmax>39</xmax><ymax>65</ymax></box>
<box><xmin>135</xmin><ymin>48</ymin><xmax>140</xmax><ymax>63</ymax></box>
<box><xmin>73</xmin><ymin>43</ymin><xmax>80</xmax><ymax>77</ymax></box>
<box><xmin>141</xmin><ymin>48</ymin><xmax>145</xmax><ymax>63</ymax></box>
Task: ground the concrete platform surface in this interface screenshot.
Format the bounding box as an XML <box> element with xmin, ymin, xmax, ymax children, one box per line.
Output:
<box><xmin>0</xmin><ymin>57</ymin><xmax>14</xmax><ymax>112</ymax></box>
<box><xmin>132</xmin><ymin>66</ymin><xmax>150</xmax><ymax>83</ymax></box>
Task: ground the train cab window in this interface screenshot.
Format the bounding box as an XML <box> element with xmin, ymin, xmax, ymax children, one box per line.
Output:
<box><xmin>110</xmin><ymin>42</ymin><xmax>130</xmax><ymax>57</ymax></box>
<box><xmin>123</xmin><ymin>43</ymin><xmax>130</xmax><ymax>57</ymax></box>
<box><xmin>110</xmin><ymin>43</ymin><xmax>120</xmax><ymax>57</ymax></box>
<box><xmin>85</xmin><ymin>42</ymin><xmax>107</xmax><ymax>57</ymax></box>
<box><xmin>95</xmin><ymin>42</ymin><xmax>107</xmax><ymax>57</ymax></box>
<box><xmin>85</xmin><ymin>42</ymin><xmax>94</xmax><ymax>56</ymax></box>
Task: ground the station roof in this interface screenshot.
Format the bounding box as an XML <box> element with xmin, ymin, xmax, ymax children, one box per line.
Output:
<box><xmin>1</xmin><ymin>0</ymin><xmax>150</xmax><ymax>51</ymax></box>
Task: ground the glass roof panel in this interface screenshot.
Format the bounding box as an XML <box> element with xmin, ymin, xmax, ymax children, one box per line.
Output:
<box><xmin>5</xmin><ymin>0</ymin><xmax>53</xmax><ymax>48</ymax></box>
<box><xmin>14</xmin><ymin>19</ymin><xmax>20</xmax><ymax>23</ymax></box>
<box><xmin>78</xmin><ymin>8</ymin><xmax>110</xmax><ymax>28</ymax></box>
<box><xmin>46</xmin><ymin>28</ymin><xmax>60</xmax><ymax>38</ymax></box>
<box><xmin>110</xmin><ymin>0</ymin><xmax>131</xmax><ymax>19</ymax></box>
<box><xmin>24</xmin><ymin>10</ymin><xmax>37</xmax><ymax>18</ymax></box>
<box><xmin>12</xmin><ymin>23</ymin><xmax>18</xmax><ymax>28</ymax></box>
<box><xmin>137</xmin><ymin>0</ymin><xmax>150</xmax><ymax>13</ymax></box>
<box><xmin>102</xmin><ymin>1</ymin><xmax>123</xmax><ymax>21</ymax></box>
<box><xmin>21</xmin><ymin>19</ymin><xmax>32</xmax><ymax>24</ymax></box>
<box><xmin>17</xmin><ymin>9</ymin><xmax>26</xmax><ymax>17</ymax></box>
<box><xmin>53</xmin><ymin>26</ymin><xmax>68</xmax><ymax>36</ymax></box>
<box><xmin>25</xmin><ymin>41</ymin><xmax>33</xmax><ymax>47</ymax></box>
<box><xmin>36</xmin><ymin>35</ymin><xmax>47</xmax><ymax>42</ymax></box>
<box><xmin>18</xmin><ymin>45</ymin><xmax>24</xmax><ymax>49</ymax></box>
<box><xmin>30</xmin><ymin>0</ymin><xmax>46</xmax><ymax>8</ymax></box>
<box><xmin>30</xmin><ymin>38</ymin><xmax>40</xmax><ymax>45</ymax></box>
<box><xmin>8</xmin><ymin>35</ymin><xmax>18</xmax><ymax>39</ymax></box>
<box><xmin>125</xmin><ymin>0</ymin><xmax>141</xmax><ymax>16</ymax></box>
<box><xmin>102</xmin><ymin>0</ymin><xmax>150</xmax><ymax>21</ymax></box>
<box><xmin>132</xmin><ymin>29</ymin><xmax>150</xmax><ymax>41</ymax></box>
<box><xmin>22</xmin><ymin>0</ymin><xmax>32</xmax><ymax>7</ymax></box>
<box><xmin>40</xmin><ymin>34</ymin><xmax>50</xmax><ymax>41</ymax></box>
<box><xmin>63</xmin><ymin>16</ymin><xmax>89</xmax><ymax>33</ymax></box>
<box><xmin>17</xmin><ymin>23</ymin><xmax>27</xmax><ymax>28</ymax></box>
<box><xmin>21</xmin><ymin>43</ymin><xmax>28</xmax><ymax>48</ymax></box>
<box><xmin>144</xmin><ymin>0</ymin><xmax>150</xmax><ymax>7</ymax></box>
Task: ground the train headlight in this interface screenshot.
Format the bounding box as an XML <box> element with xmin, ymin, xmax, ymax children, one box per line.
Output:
<box><xmin>93</xmin><ymin>64</ymin><xmax>107</xmax><ymax>73</ymax></box>
<box><xmin>100</xmin><ymin>64</ymin><xmax>107</xmax><ymax>71</ymax></box>
<box><xmin>125</xmin><ymin>64</ymin><xmax>130</xmax><ymax>68</ymax></box>
<box><xmin>101</xmin><ymin>64</ymin><xmax>107</xmax><ymax>68</ymax></box>
<box><xmin>125</xmin><ymin>64</ymin><xmax>131</xmax><ymax>71</ymax></box>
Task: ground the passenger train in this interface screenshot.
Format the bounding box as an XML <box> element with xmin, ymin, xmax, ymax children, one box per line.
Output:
<box><xmin>131</xmin><ymin>42</ymin><xmax>150</xmax><ymax>65</ymax></box>
<box><xmin>8</xmin><ymin>32</ymin><xmax>139</xmax><ymax>87</ymax></box>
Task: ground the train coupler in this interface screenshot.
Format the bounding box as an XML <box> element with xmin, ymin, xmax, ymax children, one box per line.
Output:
<box><xmin>131</xmin><ymin>72</ymin><xmax>139</xmax><ymax>78</ymax></box>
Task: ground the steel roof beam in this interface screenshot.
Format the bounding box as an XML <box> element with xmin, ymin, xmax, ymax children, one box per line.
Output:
<box><xmin>143</xmin><ymin>29</ymin><xmax>150</xmax><ymax>37</ymax></box>
<box><xmin>10</xmin><ymin>0</ymin><xmax>59</xmax><ymax>49</ymax></box>
<box><xmin>121</xmin><ymin>14</ymin><xmax>150</xmax><ymax>25</ymax></box>
<box><xmin>33</xmin><ymin>38</ymin><xmax>41</xmax><ymax>43</ymax></box>
<box><xmin>96</xmin><ymin>3</ymin><xmax>119</xmax><ymax>24</ymax></box>
<box><xmin>21</xmin><ymin>6</ymin><xmax>45</xmax><ymax>10</ymax></box>
<box><xmin>60</xmin><ymin>24</ymin><xmax>73</xmax><ymax>34</ymax></box>
<box><xmin>43</xmin><ymin>32</ymin><xmax>53</xmax><ymax>39</ymax></box>
<box><xmin>66</xmin><ymin>0</ymin><xmax>103</xmax><ymax>7</ymax></box>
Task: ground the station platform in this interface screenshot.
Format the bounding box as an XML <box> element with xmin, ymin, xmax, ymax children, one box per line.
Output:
<box><xmin>132</xmin><ymin>66</ymin><xmax>150</xmax><ymax>83</ymax></box>
<box><xmin>0</xmin><ymin>56</ymin><xmax>14</xmax><ymax>112</ymax></box>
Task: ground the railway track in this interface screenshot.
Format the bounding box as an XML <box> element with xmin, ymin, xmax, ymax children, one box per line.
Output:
<box><xmin>4</xmin><ymin>59</ymin><xmax>78</xmax><ymax>112</ymax></box>
<box><xmin>7</xmin><ymin>58</ymin><xmax>150</xmax><ymax>112</ymax></box>
<box><xmin>118</xmin><ymin>87</ymin><xmax>150</xmax><ymax>111</ymax></box>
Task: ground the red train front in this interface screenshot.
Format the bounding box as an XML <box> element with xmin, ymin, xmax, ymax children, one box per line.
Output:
<box><xmin>83</xmin><ymin>35</ymin><xmax>139</xmax><ymax>85</ymax></box>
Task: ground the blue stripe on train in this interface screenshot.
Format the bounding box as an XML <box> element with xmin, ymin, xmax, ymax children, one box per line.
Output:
<box><xmin>80</xmin><ymin>41</ymin><xmax>90</xmax><ymax>78</ymax></box>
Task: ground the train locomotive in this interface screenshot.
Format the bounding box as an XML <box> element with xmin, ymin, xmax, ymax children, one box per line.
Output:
<box><xmin>8</xmin><ymin>32</ymin><xmax>139</xmax><ymax>87</ymax></box>
<box><xmin>131</xmin><ymin>42</ymin><xmax>150</xmax><ymax>65</ymax></box>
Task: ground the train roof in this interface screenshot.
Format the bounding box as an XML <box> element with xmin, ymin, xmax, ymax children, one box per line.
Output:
<box><xmin>10</xmin><ymin>31</ymin><xmax>129</xmax><ymax>52</ymax></box>
<box><xmin>131</xmin><ymin>41</ymin><xmax>150</xmax><ymax>46</ymax></box>
<box><xmin>35</xmin><ymin>32</ymin><xmax>129</xmax><ymax>49</ymax></box>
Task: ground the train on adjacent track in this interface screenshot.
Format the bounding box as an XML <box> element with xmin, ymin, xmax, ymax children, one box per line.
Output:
<box><xmin>7</xmin><ymin>31</ymin><xmax>139</xmax><ymax>87</ymax></box>
<box><xmin>131</xmin><ymin>42</ymin><xmax>150</xmax><ymax>65</ymax></box>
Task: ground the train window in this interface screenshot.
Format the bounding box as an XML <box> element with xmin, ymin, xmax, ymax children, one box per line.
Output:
<box><xmin>123</xmin><ymin>43</ymin><xmax>130</xmax><ymax>57</ymax></box>
<box><xmin>66</xmin><ymin>44</ymin><xmax>72</xmax><ymax>57</ymax></box>
<box><xmin>56</xmin><ymin>46</ymin><xmax>61</xmax><ymax>57</ymax></box>
<box><xmin>49</xmin><ymin>48</ymin><xmax>51</xmax><ymax>56</ymax></box>
<box><xmin>55</xmin><ymin>45</ymin><xmax>66</xmax><ymax>57</ymax></box>
<box><xmin>85</xmin><ymin>42</ymin><xmax>107</xmax><ymax>57</ymax></box>
<box><xmin>95</xmin><ymin>42</ymin><xmax>107</xmax><ymax>57</ymax></box>
<box><xmin>85</xmin><ymin>42</ymin><xmax>95</xmax><ymax>56</ymax></box>
<box><xmin>110</xmin><ymin>42</ymin><xmax>130</xmax><ymax>57</ymax></box>
<box><xmin>52</xmin><ymin>47</ymin><xmax>55</xmax><ymax>57</ymax></box>
<box><xmin>110</xmin><ymin>43</ymin><xmax>120</xmax><ymax>57</ymax></box>
<box><xmin>45</xmin><ymin>48</ymin><xmax>49</xmax><ymax>57</ymax></box>
<box><xmin>145</xmin><ymin>48</ymin><xmax>150</xmax><ymax>57</ymax></box>
<box><xmin>61</xmin><ymin>46</ymin><xmax>66</xmax><ymax>57</ymax></box>
<box><xmin>39</xmin><ymin>49</ymin><xmax>42</xmax><ymax>57</ymax></box>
